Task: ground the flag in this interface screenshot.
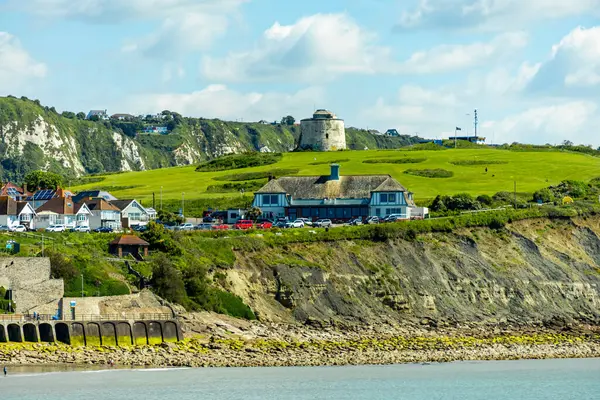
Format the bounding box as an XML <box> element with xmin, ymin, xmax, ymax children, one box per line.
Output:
<box><xmin>455</xmin><ymin>127</ymin><xmax>462</xmax><ymax>131</ymax></box>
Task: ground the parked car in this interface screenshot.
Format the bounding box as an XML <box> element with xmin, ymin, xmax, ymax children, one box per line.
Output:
<box><xmin>234</xmin><ymin>220</ymin><xmax>254</xmax><ymax>230</ymax></box>
<box><xmin>347</xmin><ymin>218</ymin><xmax>363</xmax><ymax>226</ymax></box>
<box><xmin>0</xmin><ymin>225</ymin><xmax>9</xmax><ymax>232</ymax></box>
<box><xmin>93</xmin><ymin>226</ymin><xmax>113</xmax><ymax>233</ymax></box>
<box><xmin>9</xmin><ymin>225</ymin><xmax>27</xmax><ymax>232</ymax></box>
<box><xmin>196</xmin><ymin>223</ymin><xmax>214</xmax><ymax>230</ymax></box>
<box><xmin>313</xmin><ymin>219</ymin><xmax>332</xmax><ymax>228</ymax></box>
<box><xmin>47</xmin><ymin>225</ymin><xmax>66</xmax><ymax>232</ymax></box>
<box><xmin>296</xmin><ymin>218</ymin><xmax>313</xmax><ymax>226</ymax></box>
<box><xmin>274</xmin><ymin>220</ymin><xmax>287</xmax><ymax>228</ymax></box>
<box><xmin>286</xmin><ymin>220</ymin><xmax>305</xmax><ymax>228</ymax></box>
<box><xmin>365</xmin><ymin>216</ymin><xmax>380</xmax><ymax>224</ymax></box>
<box><xmin>383</xmin><ymin>214</ymin><xmax>404</xmax><ymax>222</ymax></box>
<box><xmin>211</xmin><ymin>224</ymin><xmax>230</xmax><ymax>230</ymax></box>
<box><xmin>175</xmin><ymin>223</ymin><xmax>195</xmax><ymax>231</ymax></box>
<box><xmin>256</xmin><ymin>220</ymin><xmax>273</xmax><ymax>229</ymax></box>
<box><xmin>202</xmin><ymin>216</ymin><xmax>215</xmax><ymax>223</ymax></box>
<box><xmin>131</xmin><ymin>224</ymin><xmax>147</xmax><ymax>232</ymax></box>
<box><xmin>71</xmin><ymin>226</ymin><xmax>90</xmax><ymax>233</ymax></box>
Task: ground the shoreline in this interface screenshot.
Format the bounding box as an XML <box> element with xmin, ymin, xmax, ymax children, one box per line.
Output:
<box><xmin>2</xmin><ymin>330</ymin><xmax>600</xmax><ymax>369</ymax></box>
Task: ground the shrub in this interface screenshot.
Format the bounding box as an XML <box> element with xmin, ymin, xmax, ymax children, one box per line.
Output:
<box><xmin>206</xmin><ymin>180</ymin><xmax>265</xmax><ymax>193</ymax></box>
<box><xmin>196</xmin><ymin>152</ymin><xmax>282</xmax><ymax>172</ymax></box>
<box><xmin>533</xmin><ymin>188</ymin><xmax>554</xmax><ymax>203</ymax></box>
<box><xmin>450</xmin><ymin>160</ymin><xmax>508</xmax><ymax>166</ymax></box>
<box><xmin>431</xmin><ymin>193</ymin><xmax>480</xmax><ymax>212</ymax></box>
<box><xmin>493</xmin><ymin>191</ymin><xmax>513</xmax><ymax>203</ymax></box>
<box><xmin>363</xmin><ymin>158</ymin><xmax>427</xmax><ymax>164</ymax></box>
<box><xmin>477</xmin><ymin>195</ymin><xmax>493</xmax><ymax>206</ymax></box>
<box><xmin>213</xmin><ymin>169</ymin><xmax>299</xmax><ymax>182</ymax></box>
<box><xmin>404</xmin><ymin>169</ymin><xmax>454</xmax><ymax>178</ymax></box>
<box><xmin>150</xmin><ymin>254</ymin><xmax>187</xmax><ymax>305</ymax></box>
<box><xmin>309</xmin><ymin>158</ymin><xmax>350</xmax><ymax>165</ymax></box>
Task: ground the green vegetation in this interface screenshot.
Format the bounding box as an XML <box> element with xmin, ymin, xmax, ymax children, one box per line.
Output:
<box><xmin>196</xmin><ymin>153</ymin><xmax>283</xmax><ymax>172</ymax></box>
<box><xmin>213</xmin><ymin>169</ymin><xmax>300</xmax><ymax>182</ymax></box>
<box><xmin>72</xmin><ymin>147</ymin><xmax>600</xmax><ymax>216</ymax></box>
<box><xmin>24</xmin><ymin>170</ymin><xmax>63</xmax><ymax>190</ymax></box>
<box><xmin>206</xmin><ymin>181</ymin><xmax>265</xmax><ymax>193</ymax></box>
<box><xmin>404</xmin><ymin>169</ymin><xmax>454</xmax><ymax>178</ymax></box>
<box><xmin>309</xmin><ymin>158</ymin><xmax>350</xmax><ymax>165</ymax></box>
<box><xmin>363</xmin><ymin>158</ymin><xmax>427</xmax><ymax>164</ymax></box>
<box><xmin>450</xmin><ymin>160</ymin><xmax>508</xmax><ymax>166</ymax></box>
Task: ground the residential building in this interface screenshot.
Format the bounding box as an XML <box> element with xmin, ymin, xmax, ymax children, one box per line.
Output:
<box><xmin>110</xmin><ymin>113</ymin><xmax>134</xmax><ymax>121</ymax></box>
<box><xmin>72</xmin><ymin>190</ymin><xmax>117</xmax><ymax>204</ymax></box>
<box><xmin>109</xmin><ymin>235</ymin><xmax>149</xmax><ymax>260</ymax></box>
<box><xmin>455</xmin><ymin>136</ymin><xmax>486</xmax><ymax>144</ymax></box>
<box><xmin>0</xmin><ymin>182</ymin><xmax>30</xmax><ymax>201</ymax></box>
<box><xmin>27</xmin><ymin>188</ymin><xmax>74</xmax><ymax>210</ymax></box>
<box><xmin>0</xmin><ymin>196</ymin><xmax>36</xmax><ymax>229</ymax></box>
<box><xmin>35</xmin><ymin>195</ymin><xmax>91</xmax><ymax>229</ymax></box>
<box><xmin>142</xmin><ymin>126</ymin><xmax>168</xmax><ymax>134</ymax></box>
<box><xmin>110</xmin><ymin>199</ymin><xmax>150</xmax><ymax>228</ymax></box>
<box><xmin>86</xmin><ymin>109</ymin><xmax>108</xmax><ymax>120</ymax></box>
<box><xmin>81</xmin><ymin>198</ymin><xmax>122</xmax><ymax>230</ymax></box>
<box><xmin>145</xmin><ymin>207</ymin><xmax>157</xmax><ymax>220</ymax></box>
<box><xmin>385</xmin><ymin>129</ymin><xmax>399</xmax><ymax>137</ymax></box>
<box><xmin>253</xmin><ymin>164</ymin><xmax>426</xmax><ymax>221</ymax></box>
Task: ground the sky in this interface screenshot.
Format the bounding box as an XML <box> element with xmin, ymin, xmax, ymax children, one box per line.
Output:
<box><xmin>1</xmin><ymin>0</ymin><xmax>600</xmax><ymax>146</ymax></box>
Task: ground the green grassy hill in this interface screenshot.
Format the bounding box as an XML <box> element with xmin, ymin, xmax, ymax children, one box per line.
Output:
<box><xmin>71</xmin><ymin>147</ymin><xmax>600</xmax><ymax>214</ymax></box>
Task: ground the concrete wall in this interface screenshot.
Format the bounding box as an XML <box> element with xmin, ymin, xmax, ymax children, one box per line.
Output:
<box><xmin>0</xmin><ymin>319</ymin><xmax>181</xmax><ymax>346</ymax></box>
<box><xmin>60</xmin><ymin>290</ymin><xmax>173</xmax><ymax>320</ymax></box>
<box><xmin>299</xmin><ymin>119</ymin><xmax>346</xmax><ymax>151</ymax></box>
<box><xmin>0</xmin><ymin>258</ymin><xmax>64</xmax><ymax>313</ymax></box>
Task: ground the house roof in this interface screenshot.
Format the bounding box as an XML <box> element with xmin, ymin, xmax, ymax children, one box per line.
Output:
<box><xmin>110</xmin><ymin>199</ymin><xmax>145</xmax><ymax>212</ymax></box>
<box><xmin>83</xmin><ymin>198</ymin><xmax>120</xmax><ymax>211</ymax></box>
<box><xmin>0</xmin><ymin>182</ymin><xmax>26</xmax><ymax>197</ymax></box>
<box><xmin>72</xmin><ymin>190</ymin><xmax>117</xmax><ymax>204</ymax></box>
<box><xmin>36</xmin><ymin>196</ymin><xmax>81</xmax><ymax>215</ymax></box>
<box><xmin>110</xmin><ymin>235</ymin><xmax>149</xmax><ymax>246</ymax></box>
<box><xmin>0</xmin><ymin>196</ymin><xmax>17</xmax><ymax>215</ymax></box>
<box><xmin>16</xmin><ymin>202</ymin><xmax>34</xmax><ymax>215</ymax></box>
<box><xmin>256</xmin><ymin>174</ymin><xmax>409</xmax><ymax>200</ymax></box>
<box><xmin>111</xmin><ymin>113</ymin><xmax>133</xmax><ymax>118</ymax></box>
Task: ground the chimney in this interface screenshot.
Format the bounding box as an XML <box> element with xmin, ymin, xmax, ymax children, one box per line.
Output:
<box><xmin>330</xmin><ymin>164</ymin><xmax>340</xmax><ymax>181</ymax></box>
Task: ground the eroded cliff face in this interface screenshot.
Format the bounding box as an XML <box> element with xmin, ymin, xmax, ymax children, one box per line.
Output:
<box><xmin>224</xmin><ymin>217</ymin><xmax>600</xmax><ymax>327</ymax></box>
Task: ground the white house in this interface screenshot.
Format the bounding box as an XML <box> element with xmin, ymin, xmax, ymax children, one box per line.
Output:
<box><xmin>35</xmin><ymin>196</ymin><xmax>91</xmax><ymax>229</ymax></box>
<box><xmin>110</xmin><ymin>199</ymin><xmax>150</xmax><ymax>228</ymax></box>
<box><xmin>0</xmin><ymin>196</ymin><xmax>37</xmax><ymax>229</ymax></box>
<box><xmin>81</xmin><ymin>198</ymin><xmax>122</xmax><ymax>230</ymax></box>
<box><xmin>252</xmin><ymin>164</ymin><xmax>426</xmax><ymax>221</ymax></box>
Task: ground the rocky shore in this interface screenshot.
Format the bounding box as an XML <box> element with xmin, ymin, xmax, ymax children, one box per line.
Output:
<box><xmin>2</xmin><ymin>314</ymin><xmax>600</xmax><ymax>368</ymax></box>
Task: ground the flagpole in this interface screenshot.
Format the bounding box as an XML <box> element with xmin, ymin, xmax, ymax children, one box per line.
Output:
<box><xmin>454</xmin><ymin>128</ymin><xmax>457</xmax><ymax>149</ymax></box>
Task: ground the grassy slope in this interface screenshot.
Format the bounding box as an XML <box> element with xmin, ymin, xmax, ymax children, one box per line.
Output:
<box><xmin>71</xmin><ymin>148</ymin><xmax>600</xmax><ymax>207</ymax></box>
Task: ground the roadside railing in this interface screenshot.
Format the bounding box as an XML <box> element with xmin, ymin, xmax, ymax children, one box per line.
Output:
<box><xmin>0</xmin><ymin>314</ymin><xmax>25</xmax><ymax>322</ymax></box>
<box><xmin>31</xmin><ymin>313</ymin><xmax>174</xmax><ymax>322</ymax></box>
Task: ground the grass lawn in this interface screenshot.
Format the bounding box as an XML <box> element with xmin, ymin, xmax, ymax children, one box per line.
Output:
<box><xmin>71</xmin><ymin>148</ymin><xmax>600</xmax><ymax>207</ymax></box>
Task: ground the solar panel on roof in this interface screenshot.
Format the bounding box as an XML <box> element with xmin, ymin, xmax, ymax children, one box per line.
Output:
<box><xmin>6</xmin><ymin>188</ymin><xmax>19</xmax><ymax>196</ymax></box>
<box><xmin>34</xmin><ymin>189</ymin><xmax>55</xmax><ymax>200</ymax></box>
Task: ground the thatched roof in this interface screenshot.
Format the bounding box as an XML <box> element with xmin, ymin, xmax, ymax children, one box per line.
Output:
<box><xmin>256</xmin><ymin>175</ymin><xmax>408</xmax><ymax>200</ymax></box>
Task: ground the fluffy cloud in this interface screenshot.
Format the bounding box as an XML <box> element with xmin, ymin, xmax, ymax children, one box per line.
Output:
<box><xmin>527</xmin><ymin>26</ymin><xmax>600</xmax><ymax>95</ymax></box>
<box><xmin>20</xmin><ymin>0</ymin><xmax>246</xmax><ymax>56</ymax></box>
<box><xmin>0</xmin><ymin>32</ymin><xmax>47</xmax><ymax>95</ymax></box>
<box><xmin>202</xmin><ymin>13</ymin><xmax>390</xmax><ymax>82</ymax></box>
<box><xmin>398</xmin><ymin>0</ymin><xmax>600</xmax><ymax>31</ymax></box>
<box><xmin>123</xmin><ymin>85</ymin><xmax>323</xmax><ymax>122</ymax></box>
<box><xmin>203</xmin><ymin>13</ymin><xmax>527</xmax><ymax>82</ymax></box>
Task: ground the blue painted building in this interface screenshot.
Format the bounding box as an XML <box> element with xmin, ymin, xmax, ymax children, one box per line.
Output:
<box><xmin>253</xmin><ymin>164</ymin><xmax>425</xmax><ymax>221</ymax></box>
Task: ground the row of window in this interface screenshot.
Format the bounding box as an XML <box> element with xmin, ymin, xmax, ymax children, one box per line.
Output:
<box><xmin>262</xmin><ymin>195</ymin><xmax>280</xmax><ymax>206</ymax></box>
<box><xmin>375</xmin><ymin>208</ymin><xmax>405</xmax><ymax>216</ymax></box>
<box><xmin>289</xmin><ymin>207</ymin><xmax>369</xmax><ymax>219</ymax></box>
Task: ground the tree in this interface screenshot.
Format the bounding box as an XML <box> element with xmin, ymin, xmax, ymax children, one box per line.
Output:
<box><xmin>246</xmin><ymin>206</ymin><xmax>262</xmax><ymax>221</ymax></box>
<box><xmin>89</xmin><ymin>115</ymin><xmax>100</xmax><ymax>122</ymax></box>
<box><xmin>150</xmin><ymin>253</ymin><xmax>187</xmax><ymax>305</ymax></box>
<box><xmin>281</xmin><ymin>115</ymin><xmax>295</xmax><ymax>126</ymax></box>
<box><xmin>76</xmin><ymin>112</ymin><xmax>86</xmax><ymax>120</ymax></box>
<box><xmin>157</xmin><ymin>210</ymin><xmax>184</xmax><ymax>225</ymax></box>
<box><xmin>24</xmin><ymin>170</ymin><xmax>63</xmax><ymax>190</ymax></box>
<box><xmin>61</xmin><ymin>111</ymin><xmax>76</xmax><ymax>119</ymax></box>
<box><xmin>562</xmin><ymin>140</ymin><xmax>574</xmax><ymax>146</ymax></box>
<box><xmin>533</xmin><ymin>188</ymin><xmax>554</xmax><ymax>203</ymax></box>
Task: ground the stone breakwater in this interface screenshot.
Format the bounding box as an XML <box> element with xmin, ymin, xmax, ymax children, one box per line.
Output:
<box><xmin>2</xmin><ymin>332</ymin><xmax>600</xmax><ymax>368</ymax></box>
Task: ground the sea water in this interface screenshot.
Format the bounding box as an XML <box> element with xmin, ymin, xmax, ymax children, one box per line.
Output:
<box><xmin>2</xmin><ymin>358</ymin><xmax>600</xmax><ymax>400</ymax></box>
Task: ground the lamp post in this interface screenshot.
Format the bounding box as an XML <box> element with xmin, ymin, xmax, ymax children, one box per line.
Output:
<box><xmin>182</xmin><ymin>192</ymin><xmax>185</xmax><ymax>218</ymax></box>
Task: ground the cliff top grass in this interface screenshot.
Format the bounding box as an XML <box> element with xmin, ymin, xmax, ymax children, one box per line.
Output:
<box><xmin>71</xmin><ymin>147</ymin><xmax>600</xmax><ymax>213</ymax></box>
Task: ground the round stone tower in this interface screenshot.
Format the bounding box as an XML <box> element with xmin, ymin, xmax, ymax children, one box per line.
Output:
<box><xmin>298</xmin><ymin>109</ymin><xmax>346</xmax><ymax>151</ymax></box>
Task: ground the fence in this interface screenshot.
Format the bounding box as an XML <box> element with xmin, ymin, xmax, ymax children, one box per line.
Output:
<box><xmin>34</xmin><ymin>313</ymin><xmax>174</xmax><ymax>322</ymax></box>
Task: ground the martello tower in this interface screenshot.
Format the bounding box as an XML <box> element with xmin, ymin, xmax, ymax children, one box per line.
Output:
<box><xmin>298</xmin><ymin>109</ymin><xmax>346</xmax><ymax>151</ymax></box>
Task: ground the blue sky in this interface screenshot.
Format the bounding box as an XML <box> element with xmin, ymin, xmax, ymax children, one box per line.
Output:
<box><xmin>1</xmin><ymin>0</ymin><xmax>600</xmax><ymax>145</ymax></box>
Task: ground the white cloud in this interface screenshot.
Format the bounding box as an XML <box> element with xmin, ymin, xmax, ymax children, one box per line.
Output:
<box><xmin>482</xmin><ymin>101</ymin><xmax>599</xmax><ymax>145</ymax></box>
<box><xmin>398</xmin><ymin>0</ymin><xmax>600</xmax><ymax>31</ymax></box>
<box><xmin>202</xmin><ymin>13</ymin><xmax>390</xmax><ymax>82</ymax></box>
<box><xmin>397</xmin><ymin>32</ymin><xmax>528</xmax><ymax>74</ymax></box>
<box><xmin>527</xmin><ymin>26</ymin><xmax>600</xmax><ymax>95</ymax></box>
<box><xmin>123</xmin><ymin>85</ymin><xmax>323</xmax><ymax>122</ymax></box>
<box><xmin>0</xmin><ymin>32</ymin><xmax>47</xmax><ymax>95</ymax></box>
<box><xmin>203</xmin><ymin>13</ymin><xmax>527</xmax><ymax>82</ymax></box>
<box><xmin>21</xmin><ymin>0</ymin><xmax>246</xmax><ymax>56</ymax></box>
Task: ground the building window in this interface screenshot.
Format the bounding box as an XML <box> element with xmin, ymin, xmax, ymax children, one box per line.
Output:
<box><xmin>388</xmin><ymin>193</ymin><xmax>396</xmax><ymax>203</ymax></box>
<box><xmin>77</xmin><ymin>214</ymin><xmax>86</xmax><ymax>221</ymax></box>
<box><xmin>20</xmin><ymin>214</ymin><xmax>31</xmax><ymax>222</ymax></box>
<box><xmin>262</xmin><ymin>194</ymin><xmax>279</xmax><ymax>206</ymax></box>
<box><xmin>380</xmin><ymin>193</ymin><xmax>388</xmax><ymax>203</ymax></box>
<box><xmin>376</xmin><ymin>208</ymin><xmax>381</xmax><ymax>216</ymax></box>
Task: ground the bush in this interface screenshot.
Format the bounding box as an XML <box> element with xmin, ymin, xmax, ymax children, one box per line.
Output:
<box><xmin>150</xmin><ymin>254</ymin><xmax>187</xmax><ymax>305</ymax></box>
<box><xmin>213</xmin><ymin>169</ymin><xmax>299</xmax><ymax>182</ymax></box>
<box><xmin>450</xmin><ymin>160</ymin><xmax>508</xmax><ymax>166</ymax></box>
<box><xmin>533</xmin><ymin>188</ymin><xmax>554</xmax><ymax>203</ymax></box>
<box><xmin>309</xmin><ymin>158</ymin><xmax>350</xmax><ymax>165</ymax></box>
<box><xmin>206</xmin><ymin>180</ymin><xmax>265</xmax><ymax>193</ymax></box>
<box><xmin>363</xmin><ymin>158</ymin><xmax>427</xmax><ymax>164</ymax></box>
<box><xmin>404</xmin><ymin>169</ymin><xmax>454</xmax><ymax>178</ymax></box>
<box><xmin>196</xmin><ymin>152</ymin><xmax>282</xmax><ymax>172</ymax></box>
<box><xmin>493</xmin><ymin>191</ymin><xmax>513</xmax><ymax>203</ymax></box>
<box><xmin>476</xmin><ymin>195</ymin><xmax>493</xmax><ymax>206</ymax></box>
<box><xmin>431</xmin><ymin>193</ymin><xmax>480</xmax><ymax>212</ymax></box>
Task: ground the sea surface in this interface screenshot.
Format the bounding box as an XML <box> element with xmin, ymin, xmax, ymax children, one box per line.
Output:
<box><xmin>2</xmin><ymin>358</ymin><xmax>600</xmax><ymax>400</ymax></box>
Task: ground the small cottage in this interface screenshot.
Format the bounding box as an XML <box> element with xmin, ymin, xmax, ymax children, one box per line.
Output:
<box><xmin>109</xmin><ymin>235</ymin><xmax>149</xmax><ymax>259</ymax></box>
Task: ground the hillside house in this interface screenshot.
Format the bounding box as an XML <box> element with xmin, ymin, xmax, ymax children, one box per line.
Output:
<box><xmin>27</xmin><ymin>188</ymin><xmax>74</xmax><ymax>210</ymax></box>
<box><xmin>0</xmin><ymin>196</ymin><xmax>37</xmax><ymax>229</ymax></box>
<box><xmin>80</xmin><ymin>198</ymin><xmax>122</xmax><ymax>230</ymax></box>
<box><xmin>86</xmin><ymin>110</ymin><xmax>108</xmax><ymax>120</ymax></box>
<box><xmin>109</xmin><ymin>235</ymin><xmax>149</xmax><ymax>260</ymax></box>
<box><xmin>385</xmin><ymin>129</ymin><xmax>399</xmax><ymax>137</ymax></box>
<box><xmin>72</xmin><ymin>190</ymin><xmax>117</xmax><ymax>204</ymax></box>
<box><xmin>110</xmin><ymin>200</ymin><xmax>150</xmax><ymax>228</ymax></box>
<box><xmin>35</xmin><ymin>195</ymin><xmax>91</xmax><ymax>229</ymax></box>
<box><xmin>110</xmin><ymin>113</ymin><xmax>134</xmax><ymax>121</ymax></box>
<box><xmin>0</xmin><ymin>182</ymin><xmax>30</xmax><ymax>201</ymax></box>
<box><xmin>253</xmin><ymin>164</ymin><xmax>427</xmax><ymax>221</ymax></box>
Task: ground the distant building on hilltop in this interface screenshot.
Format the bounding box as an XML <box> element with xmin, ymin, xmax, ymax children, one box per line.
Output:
<box><xmin>86</xmin><ymin>110</ymin><xmax>108</xmax><ymax>120</ymax></box>
<box><xmin>385</xmin><ymin>129</ymin><xmax>399</xmax><ymax>137</ymax></box>
<box><xmin>298</xmin><ymin>109</ymin><xmax>346</xmax><ymax>151</ymax></box>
